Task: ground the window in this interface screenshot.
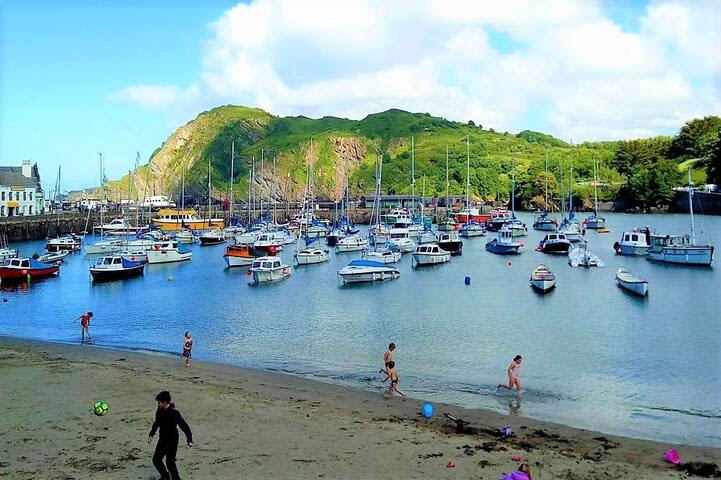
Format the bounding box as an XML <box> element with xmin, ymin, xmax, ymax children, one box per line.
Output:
<box><xmin>29</xmin><ymin>192</ymin><xmax>32</xmax><ymax>201</ymax></box>
<box><xmin>23</xmin><ymin>191</ymin><xmax>26</xmax><ymax>201</ymax></box>
<box><xmin>0</xmin><ymin>206</ymin><xmax>4</xmax><ymax>215</ymax></box>
<box><xmin>16</xmin><ymin>192</ymin><xmax>20</xmax><ymax>201</ymax></box>
<box><xmin>29</xmin><ymin>206</ymin><xmax>33</xmax><ymax>215</ymax></box>
<box><xmin>1</xmin><ymin>191</ymin><xmax>4</xmax><ymax>200</ymax></box>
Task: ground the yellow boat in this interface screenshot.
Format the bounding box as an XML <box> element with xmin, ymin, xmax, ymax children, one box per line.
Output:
<box><xmin>153</xmin><ymin>209</ymin><xmax>225</xmax><ymax>231</ymax></box>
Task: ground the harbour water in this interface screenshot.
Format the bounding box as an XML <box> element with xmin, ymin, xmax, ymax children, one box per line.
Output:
<box><xmin>1</xmin><ymin>212</ymin><xmax>720</xmax><ymax>447</ymax></box>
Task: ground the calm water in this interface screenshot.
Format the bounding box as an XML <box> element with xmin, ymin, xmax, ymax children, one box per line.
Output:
<box><xmin>2</xmin><ymin>212</ymin><xmax>720</xmax><ymax>447</ymax></box>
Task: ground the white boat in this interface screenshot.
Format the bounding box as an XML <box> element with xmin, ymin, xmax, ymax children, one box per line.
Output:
<box><xmin>84</xmin><ymin>238</ymin><xmax>126</xmax><ymax>255</ymax></box>
<box><xmin>530</xmin><ymin>265</ymin><xmax>556</xmax><ymax>292</ymax></box>
<box><xmin>459</xmin><ymin>222</ymin><xmax>486</xmax><ymax>238</ymax></box>
<box><xmin>254</xmin><ymin>232</ymin><xmax>284</xmax><ymax>254</ymax></box>
<box><xmin>383</xmin><ymin>208</ymin><xmax>413</xmax><ymax>228</ymax></box>
<box><xmin>89</xmin><ymin>255</ymin><xmax>145</xmax><ymax>281</ymax></box>
<box><xmin>537</xmin><ymin>233</ymin><xmax>573</xmax><ymax>254</ymax></box>
<box><xmin>584</xmin><ymin>156</ymin><xmax>606</xmax><ymax>230</ymax></box>
<box><xmin>46</xmin><ymin>234</ymin><xmax>82</xmax><ymax>252</ymax></box>
<box><xmin>306</xmin><ymin>224</ymin><xmax>328</xmax><ymax>238</ymax></box>
<box><xmin>506</xmin><ymin>218</ymin><xmax>528</xmax><ymax>237</ymax></box>
<box><xmin>412</xmin><ymin>243</ymin><xmax>451</xmax><ymax>266</ymax></box>
<box><xmin>337</xmin><ymin>235</ymin><xmax>367</xmax><ymax>252</ymax></box>
<box><xmin>615</xmin><ymin>267</ymin><xmax>648</xmax><ymax>296</ymax></box>
<box><xmin>437</xmin><ymin>232</ymin><xmax>463</xmax><ymax>255</ymax></box>
<box><xmin>94</xmin><ymin>217</ymin><xmax>144</xmax><ymax>236</ymax></box>
<box><xmin>614</xmin><ymin>229</ymin><xmax>651</xmax><ymax>256</ymax></box>
<box><xmin>199</xmin><ymin>229</ymin><xmax>227</xmax><ymax>246</ymax></box>
<box><xmin>568</xmin><ymin>239</ymin><xmax>604</xmax><ymax>268</ymax></box>
<box><xmin>223</xmin><ymin>244</ymin><xmax>264</xmax><ymax>267</ymax></box>
<box><xmin>387</xmin><ymin>228</ymin><xmax>414</xmax><ymax>253</ymax></box>
<box><xmin>418</xmin><ymin>229</ymin><xmax>438</xmax><ymax>244</ymax></box>
<box><xmin>146</xmin><ymin>241</ymin><xmax>192</xmax><ymax>264</ymax></box>
<box><xmin>294</xmin><ymin>248</ymin><xmax>330</xmax><ymax>265</ymax></box>
<box><xmin>118</xmin><ymin>249</ymin><xmax>148</xmax><ymax>263</ymax></box>
<box><xmin>235</xmin><ymin>230</ymin><xmax>260</xmax><ymax>245</ymax></box>
<box><xmin>175</xmin><ymin>229</ymin><xmax>198</xmax><ymax>244</ymax></box>
<box><xmin>485</xmin><ymin>226</ymin><xmax>522</xmax><ymax>254</ymax></box>
<box><xmin>438</xmin><ymin>217</ymin><xmax>458</xmax><ymax>232</ymax></box>
<box><xmin>558</xmin><ymin>219</ymin><xmax>583</xmax><ymax>242</ymax></box>
<box><xmin>249</xmin><ymin>256</ymin><xmax>291</xmax><ymax>284</ymax></box>
<box><xmin>363</xmin><ymin>248</ymin><xmax>401</xmax><ymax>264</ymax></box>
<box><xmin>0</xmin><ymin>247</ymin><xmax>19</xmax><ymax>263</ymax></box>
<box><xmin>337</xmin><ymin>259</ymin><xmax>400</xmax><ymax>284</ymax></box>
<box><xmin>36</xmin><ymin>250</ymin><xmax>69</xmax><ymax>264</ymax></box>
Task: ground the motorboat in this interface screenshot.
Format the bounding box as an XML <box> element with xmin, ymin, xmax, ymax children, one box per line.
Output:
<box><xmin>537</xmin><ymin>233</ymin><xmax>572</xmax><ymax>254</ymax></box>
<box><xmin>84</xmin><ymin>238</ymin><xmax>126</xmax><ymax>255</ymax></box>
<box><xmin>118</xmin><ymin>249</ymin><xmax>148</xmax><ymax>264</ymax></box>
<box><xmin>558</xmin><ymin>218</ymin><xmax>583</xmax><ymax>242</ymax></box>
<box><xmin>224</xmin><ymin>244</ymin><xmax>265</xmax><ymax>267</ymax></box>
<box><xmin>0</xmin><ymin>257</ymin><xmax>59</xmax><ymax>281</ymax></box>
<box><xmin>485</xmin><ymin>210</ymin><xmax>511</xmax><ymax>232</ymax></box>
<box><xmin>363</xmin><ymin>248</ymin><xmax>401</xmax><ymax>264</ymax></box>
<box><xmin>532</xmin><ymin>211</ymin><xmax>558</xmax><ymax>231</ymax></box>
<box><xmin>337</xmin><ymin>259</ymin><xmax>400</xmax><ymax>284</ymax></box>
<box><xmin>615</xmin><ymin>267</ymin><xmax>648</xmax><ymax>296</ymax></box>
<box><xmin>253</xmin><ymin>233</ymin><xmax>284</xmax><ymax>255</ymax></box>
<box><xmin>0</xmin><ymin>247</ymin><xmax>19</xmax><ymax>263</ymax></box>
<box><xmin>46</xmin><ymin>234</ymin><xmax>82</xmax><ymax>252</ymax></box>
<box><xmin>146</xmin><ymin>241</ymin><xmax>192</xmax><ymax>264</ymax></box>
<box><xmin>568</xmin><ymin>239</ymin><xmax>604</xmax><ymax>268</ymax></box>
<box><xmin>249</xmin><ymin>256</ymin><xmax>291</xmax><ymax>284</ymax></box>
<box><xmin>94</xmin><ymin>217</ymin><xmax>144</xmax><ymax>236</ymax></box>
<box><xmin>89</xmin><ymin>256</ymin><xmax>145</xmax><ymax>281</ymax></box>
<box><xmin>383</xmin><ymin>208</ymin><xmax>413</xmax><ymax>228</ymax></box>
<box><xmin>235</xmin><ymin>230</ymin><xmax>260</xmax><ymax>245</ymax></box>
<box><xmin>584</xmin><ymin>213</ymin><xmax>606</xmax><ymax>230</ymax></box>
<box><xmin>175</xmin><ymin>229</ymin><xmax>198</xmax><ymax>244</ymax></box>
<box><xmin>437</xmin><ymin>232</ymin><xmax>463</xmax><ymax>255</ymax></box>
<box><xmin>459</xmin><ymin>222</ymin><xmax>486</xmax><ymax>238</ymax></box>
<box><xmin>152</xmin><ymin>209</ymin><xmax>224</xmax><ymax>231</ymax></box>
<box><xmin>506</xmin><ymin>217</ymin><xmax>528</xmax><ymax>237</ymax></box>
<box><xmin>387</xmin><ymin>228</ymin><xmax>414</xmax><ymax>253</ymax></box>
<box><xmin>336</xmin><ymin>235</ymin><xmax>367</xmax><ymax>253</ymax></box>
<box><xmin>36</xmin><ymin>250</ymin><xmax>68</xmax><ymax>264</ymax></box>
<box><xmin>614</xmin><ymin>228</ymin><xmax>651</xmax><ymax>256</ymax></box>
<box><xmin>646</xmin><ymin>234</ymin><xmax>714</xmax><ymax>266</ymax></box>
<box><xmin>530</xmin><ymin>265</ymin><xmax>556</xmax><ymax>293</ymax></box>
<box><xmin>454</xmin><ymin>207</ymin><xmax>490</xmax><ymax>224</ymax></box>
<box><xmin>294</xmin><ymin>247</ymin><xmax>330</xmax><ymax>265</ymax></box>
<box><xmin>199</xmin><ymin>229</ymin><xmax>227</xmax><ymax>246</ymax></box>
<box><xmin>438</xmin><ymin>217</ymin><xmax>458</xmax><ymax>232</ymax></box>
<box><xmin>485</xmin><ymin>226</ymin><xmax>522</xmax><ymax>254</ymax></box>
<box><xmin>412</xmin><ymin>243</ymin><xmax>451</xmax><ymax>266</ymax></box>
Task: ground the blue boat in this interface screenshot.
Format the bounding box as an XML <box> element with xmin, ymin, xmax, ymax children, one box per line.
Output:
<box><xmin>485</xmin><ymin>226</ymin><xmax>522</xmax><ymax>254</ymax></box>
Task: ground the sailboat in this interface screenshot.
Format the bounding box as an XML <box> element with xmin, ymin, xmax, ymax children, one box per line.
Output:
<box><xmin>533</xmin><ymin>149</ymin><xmax>558</xmax><ymax>231</ymax></box>
<box><xmin>568</xmin><ymin>237</ymin><xmax>604</xmax><ymax>267</ymax></box>
<box><xmin>646</xmin><ymin>169</ymin><xmax>714</xmax><ymax>266</ymax></box>
<box><xmin>558</xmin><ymin>145</ymin><xmax>583</xmax><ymax>242</ymax></box>
<box><xmin>365</xmin><ymin>154</ymin><xmax>399</xmax><ymax>263</ymax></box>
<box><xmin>174</xmin><ymin>167</ymin><xmax>199</xmax><ymax>244</ymax></box>
<box><xmin>199</xmin><ymin>161</ymin><xmax>228</xmax><ymax>245</ymax></box>
<box><xmin>506</xmin><ymin>155</ymin><xmax>528</xmax><ymax>237</ymax></box>
<box><xmin>295</xmin><ymin>139</ymin><xmax>330</xmax><ymax>265</ymax></box>
<box><xmin>46</xmin><ymin>166</ymin><xmax>83</xmax><ymax>253</ymax></box>
<box><xmin>454</xmin><ymin>135</ymin><xmax>489</xmax><ymax>225</ymax></box>
<box><xmin>584</xmin><ymin>154</ymin><xmax>606</xmax><ymax>229</ymax></box>
<box><xmin>438</xmin><ymin>146</ymin><xmax>458</xmax><ymax>232</ymax></box>
<box><xmin>459</xmin><ymin>142</ymin><xmax>486</xmax><ymax>238</ymax></box>
<box><xmin>85</xmin><ymin>154</ymin><xmax>126</xmax><ymax>255</ymax></box>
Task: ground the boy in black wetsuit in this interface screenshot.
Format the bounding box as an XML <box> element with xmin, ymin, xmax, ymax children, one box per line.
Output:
<box><xmin>148</xmin><ymin>391</ymin><xmax>193</xmax><ymax>480</ymax></box>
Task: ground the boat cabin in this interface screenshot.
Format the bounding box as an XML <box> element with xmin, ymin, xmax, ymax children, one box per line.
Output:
<box><xmin>543</xmin><ymin>233</ymin><xmax>568</xmax><ymax>241</ymax></box>
<box><xmin>389</xmin><ymin>229</ymin><xmax>410</xmax><ymax>239</ymax></box>
<box><xmin>621</xmin><ymin>231</ymin><xmax>650</xmax><ymax>246</ymax></box>
<box><xmin>438</xmin><ymin>233</ymin><xmax>459</xmax><ymax>242</ymax></box>
<box><xmin>416</xmin><ymin>245</ymin><xmax>442</xmax><ymax>254</ymax></box>
<box><xmin>97</xmin><ymin>257</ymin><xmax>123</xmax><ymax>266</ymax></box>
<box><xmin>252</xmin><ymin>258</ymin><xmax>283</xmax><ymax>269</ymax></box>
<box><xmin>7</xmin><ymin>258</ymin><xmax>30</xmax><ymax>268</ymax></box>
<box><xmin>650</xmin><ymin>234</ymin><xmax>691</xmax><ymax>247</ymax></box>
<box><xmin>155</xmin><ymin>209</ymin><xmax>200</xmax><ymax>222</ymax></box>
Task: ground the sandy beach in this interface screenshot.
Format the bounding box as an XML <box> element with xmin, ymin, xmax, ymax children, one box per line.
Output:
<box><xmin>1</xmin><ymin>336</ymin><xmax>719</xmax><ymax>480</ymax></box>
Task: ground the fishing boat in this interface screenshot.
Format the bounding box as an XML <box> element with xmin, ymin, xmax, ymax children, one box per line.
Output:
<box><xmin>199</xmin><ymin>229</ymin><xmax>227</xmax><ymax>246</ymax></box>
<box><xmin>118</xmin><ymin>248</ymin><xmax>148</xmax><ymax>264</ymax></box>
<box><xmin>363</xmin><ymin>248</ymin><xmax>401</xmax><ymax>264</ymax></box>
<box><xmin>248</xmin><ymin>256</ymin><xmax>291</xmax><ymax>284</ymax></box>
<box><xmin>36</xmin><ymin>250</ymin><xmax>68</xmax><ymax>264</ymax></box>
<box><xmin>614</xmin><ymin>228</ymin><xmax>651</xmax><ymax>256</ymax></box>
<box><xmin>584</xmin><ymin>155</ymin><xmax>606</xmax><ymax>229</ymax></box>
<box><xmin>568</xmin><ymin>239</ymin><xmax>604</xmax><ymax>267</ymax></box>
<box><xmin>84</xmin><ymin>238</ymin><xmax>126</xmax><ymax>255</ymax></box>
<box><xmin>437</xmin><ymin>232</ymin><xmax>463</xmax><ymax>255</ymax></box>
<box><xmin>459</xmin><ymin>222</ymin><xmax>486</xmax><ymax>238</ymax></box>
<box><xmin>485</xmin><ymin>226</ymin><xmax>522</xmax><ymax>254</ymax></box>
<box><xmin>530</xmin><ymin>265</ymin><xmax>556</xmax><ymax>292</ymax></box>
<box><xmin>89</xmin><ymin>256</ymin><xmax>145</xmax><ymax>281</ymax></box>
<box><xmin>294</xmin><ymin>247</ymin><xmax>330</xmax><ymax>265</ymax></box>
<box><xmin>645</xmin><ymin>171</ymin><xmax>714</xmax><ymax>266</ymax></box>
<box><xmin>146</xmin><ymin>241</ymin><xmax>192</xmax><ymax>264</ymax></box>
<box><xmin>0</xmin><ymin>257</ymin><xmax>59</xmax><ymax>281</ymax></box>
<box><xmin>46</xmin><ymin>234</ymin><xmax>82</xmax><ymax>252</ymax></box>
<box><xmin>615</xmin><ymin>267</ymin><xmax>648</xmax><ymax>296</ymax></box>
<box><xmin>336</xmin><ymin>235</ymin><xmax>367</xmax><ymax>252</ymax></box>
<box><xmin>387</xmin><ymin>228</ymin><xmax>414</xmax><ymax>253</ymax></box>
<box><xmin>153</xmin><ymin>209</ymin><xmax>224</xmax><ymax>232</ymax></box>
<box><xmin>537</xmin><ymin>233</ymin><xmax>572</xmax><ymax>254</ymax></box>
<box><xmin>412</xmin><ymin>243</ymin><xmax>451</xmax><ymax>266</ymax></box>
<box><xmin>337</xmin><ymin>259</ymin><xmax>400</xmax><ymax>284</ymax></box>
<box><xmin>224</xmin><ymin>244</ymin><xmax>264</xmax><ymax>267</ymax></box>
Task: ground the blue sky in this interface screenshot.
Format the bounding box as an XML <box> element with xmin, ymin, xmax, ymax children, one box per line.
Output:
<box><xmin>1</xmin><ymin>0</ymin><xmax>719</xmax><ymax>191</ymax></box>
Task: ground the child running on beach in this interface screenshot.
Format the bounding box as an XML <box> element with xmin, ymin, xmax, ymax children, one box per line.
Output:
<box><xmin>382</xmin><ymin>361</ymin><xmax>406</xmax><ymax>400</ymax></box>
<box><xmin>148</xmin><ymin>391</ymin><xmax>193</xmax><ymax>480</ymax></box>
<box><xmin>379</xmin><ymin>342</ymin><xmax>396</xmax><ymax>377</ymax></box>
<box><xmin>181</xmin><ymin>332</ymin><xmax>193</xmax><ymax>367</ymax></box>
<box><xmin>498</xmin><ymin>355</ymin><xmax>523</xmax><ymax>395</ymax></box>
<box><xmin>79</xmin><ymin>312</ymin><xmax>93</xmax><ymax>342</ymax></box>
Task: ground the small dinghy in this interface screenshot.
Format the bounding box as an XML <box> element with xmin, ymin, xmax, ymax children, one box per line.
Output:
<box><xmin>36</xmin><ymin>250</ymin><xmax>69</xmax><ymax>264</ymax></box>
<box><xmin>615</xmin><ymin>267</ymin><xmax>648</xmax><ymax>296</ymax></box>
<box><xmin>530</xmin><ymin>264</ymin><xmax>556</xmax><ymax>293</ymax></box>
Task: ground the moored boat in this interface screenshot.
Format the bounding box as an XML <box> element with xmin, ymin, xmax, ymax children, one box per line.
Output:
<box><xmin>485</xmin><ymin>226</ymin><xmax>522</xmax><ymax>254</ymax></box>
<box><xmin>336</xmin><ymin>235</ymin><xmax>367</xmax><ymax>252</ymax></box>
<box><xmin>89</xmin><ymin>256</ymin><xmax>145</xmax><ymax>281</ymax></box>
<box><xmin>337</xmin><ymin>259</ymin><xmax>400</xmax><ymax>284</ymax></box>
<box><xmin>437</xmin><ymin>232</ymin><xmax>463</xmax><ymax>255</ymax></box>
<box><xmin>46</xmin><ymin>234</ymin><xmax>82</xmax><ymax>252</ymax></box>
<box><xmin>248</xmin><ymin>256</ymin><xmax>291</xmax><ymax>284</ymax></box>
<box><xmin>459</xmin><ymin>222</ymin><xmax>486</xmax><ymax>238</ymax></box>
<box><xmin>537</xmin><ymin>233</ymin><xmax>572</xmax><ymax>254</ymax></box>
<box><xmin>153</xmin><ymin>209</ymin><xmax>224</xmax><ymax>232</ymax></box>
<box><xmin>224</xmin><ymin>244</ymin><xmax>265</xmax><ymax>267</ymax></box>
<box><xmin>530</xmin><ymin>265</ymin><xmax>556</xmax><ymax>292</ymax></box>
<box><xmin>0</xmin><ymin>247</ymin><xmax>19</xmax><ymax>264</ymax></box>
<box><xmin>36</xmin><ymin>250</ymin><xmax>69</xmax><ymax>264</ymax></box>
<box><xmin>146</xmin><ymin>241</ymin><xmax>192</xmax><ymax>264</ymax></box>
<box><xmin>387</xmin><ymin>228</ymin><xmax>414</xmax><ymax>253</ymax></box>
<box><xmin>199</xmin><ymin>229</ymin><xmax>227</xmax><ymax>246</ymax></box>
<box><xmin>175</xmin><ymin>229</ymin><xmax>199</xmax><ymax>244</ymax></box>
<box><xmin>363</xmin><ymin>248</ymin><xmax>401</xmax><ymax>264</ymax></box>
<box><xmin>0</xmin><ymin>257</ymin><xmax>59</xmax><ymax>281</ymax></box>
<box><xmin>84</xmin><ymin>238</ymin><xmax>126</xmax><ymax>255</ymax></box>
<box><xmin>294</xmin><ymin>247</ymin><xmax>330</xmax><ymax>265</ymax></box>
<box><xmin>615</xmin><ymin>267</ymin><xmax>648</xmax><ymax>296</ymax></box>
<box><xmin>568</xmin><ymin>239</ymin><xmax>604</xmax><ymax>267</ymax></box>
<box><xmin>532</xmin><ymin>211</ymin><xmax>558</xmax><ymax>231</ymax></box>
<box><xmin>412</xmin><ymin>243</ymin><xmax>451</xmax><ymax>266</ymax></box>
<box><xmin>614</xmin><ymin>228</ymin><xmax>651</xmax><ymax>256</ymax></box>
<box><xmin>118</xmin><ymin>248</ymin><xmax>148</xmax><ymax>264</ymax></box>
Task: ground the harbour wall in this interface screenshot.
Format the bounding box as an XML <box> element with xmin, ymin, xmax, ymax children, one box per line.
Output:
<box><xmin>670</xmin><ymin>191</ymin><xmax>721</xmax><ymax>215</ymax></box>
<box><xmin>0</xmin><ymin>213</ymin><xmax>102</xmax><ymax>242</ymax></box>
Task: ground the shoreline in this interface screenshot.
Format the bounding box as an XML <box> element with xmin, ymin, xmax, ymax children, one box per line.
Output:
<box><xmin>2</xmin><ymin>336</ymin><xmax>719</xmax><ymax>479</ymax></box>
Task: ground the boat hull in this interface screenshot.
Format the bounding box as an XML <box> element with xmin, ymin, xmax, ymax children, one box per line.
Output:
<box><xmin>533</xmin><ymin>220</ymin><xmax>557</xmax><ymax>231</ymax></box>
<box><xmin>646</xmin><ymin>246</ymin><xmax>714</xmax><ymax>266</ymax></box>
<box><xmin>485</xmin><ymin>241</ymin><xmax>520</xmax><ymax>254</ymax></box>
<box><xmin>146</xmin><ymin>250</ymin><xmax>192</xmax><ymax>264</ymax></box>
<box><xmin>199</xmin><ymin>237</ymin><xmax>226</xmax><ymax>246</ymax></box>
<box><xmin>224</xmin><ymin>254</ymin><xmax>256</xmax><ymax>267</ymax></box>
<box><xmin>412</xmin><ymin>253</ymin><xmax>451</xmax><ymax>265</ymax></box>
<box><xmin>454</xmin><ymin>213</ymin><xmax>491</xmax><ymax>224</ymax></box>
<box><xmin>90</xmin><ymin>265</ymin><xmax>144</xmax><ymax>281</ymax></box>
<box><xmin>438</xmin><ymin>241</ymin><xmax>462</xmax><ymax>255</ymax></box>
<box><xmin>539</xmin><ymin>242</ymin><xmax>572</xmax><ymax>254</ymax></box>
<box><xmin>617</xmin><ymin>244</ymin><xmax>649</xmax><ymax>256</ymax></box>
<box><xmin>251</xmin><ymin>268</ymin><xmax>291</xmax><ymax>284</ymax></box>
<box><xmin>363</xmin><ymin>251</ymin><xmax>401</xmax><ymax>263</ymax></box>
<box><xmin>84</xmin><ymin>242</ymin><xmax>124</xmax><ymax>255</ymax></box>
<box><xmin>153</xmin><ymin>219</ymin><xmax>224</xmax><ymax>232</ymax></box>
<box><xmin>616</xmin><ymin>277</ymin><xmax>648</xmax><ymax>296</ymax></box>
<box><xmin>530</xmin><ymin>279</ymin><xmax>556</xmax><ymax>292</ymax></box>
<box><xmin>0</xmin><ymin>265</ymin><xmax>59</xmax><ymax>280</ymax></box>
<box><xmin>295</xmin><ymin>252</ymin><xmax>330</xmax><ymax>265</ymax></box>
<box><xmin>388</xmin><ymin>239</ymin><xmax>414</xmax><ymax>253</ymax></box>
<box><xmin>338</xmin><ymin>269</ymin><xmax>399</xmax><ymax>283</ymax></box>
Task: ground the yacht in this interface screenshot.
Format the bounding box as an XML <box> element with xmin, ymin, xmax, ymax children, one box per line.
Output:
<box><xmin>146</xmin><ymin>241</ymin><xmax>192</xmax><ymax>264</ymax></box>
<box><xmin>336</xmin><ymin>235</ymin><xmax>367</xmax><ymax>252</ymax></box>
<box><xmin>337</xmin><ymin>259</ymin><xmax>400</xmax><ymax>284</ymax></box>
<box><xmin>532</xmin><ymin>211</ymin><xmax>558</xmax><ymax>231</ymax></box>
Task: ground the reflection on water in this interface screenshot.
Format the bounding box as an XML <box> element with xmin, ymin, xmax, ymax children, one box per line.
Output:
<box><xmin>1</xmin><ymin>212</ymin><xmax>720</xmax><ymax>447</ymax></box>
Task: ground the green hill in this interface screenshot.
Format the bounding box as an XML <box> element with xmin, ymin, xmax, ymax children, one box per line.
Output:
<box><xmin>104</xmin><ymin>105</ymin><xmax>716</xmax><ymax>212</ymax></box>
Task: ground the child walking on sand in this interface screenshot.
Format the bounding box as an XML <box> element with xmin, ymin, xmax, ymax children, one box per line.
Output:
<box><xmin>148</xmin><ymin>391</ymin><xmax>193</xmax><ymax>480</ymax></box>
<box><xmin>382</xmin><ymin>361</ymin><xmax>406</xmax><ymax>400</ymax></box>
<box><xmin>379</xmin><ymin>342</ymin><xmax>396</xmax><ymax>376</ymax></box>
<box><xmin>498</xmin><ymin>355</ymin><xmax>523</xmax><ymax>395</ymax></box>
<box><xmin>79</xmin><ymin>312</ymin><xmax>93</xmax><ymax>342</ymax></box>
<box><xmin>181</xmin><ymin>332</ymin><xmax>193</xmax><ymax>367</ymax></box>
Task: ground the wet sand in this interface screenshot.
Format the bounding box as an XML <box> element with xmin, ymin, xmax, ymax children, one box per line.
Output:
<box><xmin>1</xmin><ymin>336</ymin><xmax>719</xmax><ymax>479</ymax></box>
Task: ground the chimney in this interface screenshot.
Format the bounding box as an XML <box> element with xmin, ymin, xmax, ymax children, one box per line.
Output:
<box><xmin>21</xmin><ymin>160</ymin><xmax>32</xmax><ymax>178</ymax></box>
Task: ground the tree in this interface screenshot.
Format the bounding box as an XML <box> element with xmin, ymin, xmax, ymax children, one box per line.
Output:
<box><xmin>669</xmin><ymin>115</ymin><xmax>721</xmax><ymax>160</ymax></box>
<box><xmin>624</xmin><ymin>159</ymin><xmax>682</xmax><ymax>210</ymax></box>
<box><xmin>467</xmin><ymin>120</ymin><xmax>475</xmax><ymax>127</ymax></box>
<box><xmin>611</xmin><ymin>137</ymin><xmax>671</xmax><ymax>177</ymax></box>
<box><xmin>707</xmin><ymin>129</ymin><xmax>721</xmax><ymax>185</ymax></box>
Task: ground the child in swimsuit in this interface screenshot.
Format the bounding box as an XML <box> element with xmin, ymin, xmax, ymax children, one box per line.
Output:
<box><xmin>383</xmin><ymin>361</ymin><xmax>406</xmax><ymax>400</ymax></box>
<box><xmin>498</xmin><ymin>355</ymin><xmax>523</xmax><ymax>395</ymax></box>
<box><xmin>379</xmin><ymin>343</ymin><xmax>396</xmax><ymax>377</ymax></box>
<box><xmin>181</xmin><ymin>332</ymin><xmax>193</xmax><ymax>367</ymax></box>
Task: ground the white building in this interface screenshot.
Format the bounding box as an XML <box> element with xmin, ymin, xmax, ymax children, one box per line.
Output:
<box><xmin>0</xmin><ymin>160</ymin><xmax>44</xmax><ymax>217</ymax></box>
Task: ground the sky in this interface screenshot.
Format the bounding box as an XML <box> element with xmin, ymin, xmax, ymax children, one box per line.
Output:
<box><xmin>1</xmin><ymin>0</ymin><xmax>719</xmax><ymax>191</ymax></box>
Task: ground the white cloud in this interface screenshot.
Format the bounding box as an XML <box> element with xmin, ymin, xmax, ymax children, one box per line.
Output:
<box><xmin>109</xmin><ymin>0</ymin><xmax>721</xmax><ymax>141</ymax></box>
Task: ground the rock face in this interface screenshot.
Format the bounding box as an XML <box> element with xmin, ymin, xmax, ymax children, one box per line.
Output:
<box><xmin>330</xmin><ymin>137</ymin><xmax>367</xmax><ymax>199</ymax></box>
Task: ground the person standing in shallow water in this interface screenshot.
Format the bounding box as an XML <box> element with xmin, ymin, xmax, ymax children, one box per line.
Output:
<box><xmin>181</xmin><ymin>332</ymin><xmax>193</xmax><ymax>367</ymax></box>
<box><xmin>79</xmin><ymin>311</ymin><xmax>93</xmax><ymax>342</ymax></box>
<box><xmin>498</xmin><ymin>355</ymin><xmax>523</xmax><ymax>395</ymax></box>
<box><xmin>379</xmin><ymin>342</ymin><xmax>396</xmax><ymax>377</ymax></box>
<box><xmin>148</xmin><ymin>391</ymin><xmax>193</xmax><ymax>480</ymax></box>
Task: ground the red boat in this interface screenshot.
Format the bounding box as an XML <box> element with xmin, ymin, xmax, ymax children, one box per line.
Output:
<box><xmin>454</xmin><ymin>207</ymin><xmax>492</xmax><ymax>224</ymax></box>
<box><xmin>0</xmin><ymin>258</ymin><xmax>59</xmax><ymax>281</ymax></box>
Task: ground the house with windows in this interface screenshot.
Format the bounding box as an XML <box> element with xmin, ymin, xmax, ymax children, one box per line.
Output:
<box><xmin>0</xmin><ymin>160</ymin><xmax>44</xmax><ymax>217</ymax></box>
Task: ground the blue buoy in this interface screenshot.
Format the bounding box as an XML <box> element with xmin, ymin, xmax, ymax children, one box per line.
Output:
<box><xmin>422</xmin><ymin>403</ymin><xmax>434</xmax><ymax>418</ymax></box>
<box><xmin>464</xmin><ymin>276</ymin><xmax>471</xmax><ymax>285</ymax></box>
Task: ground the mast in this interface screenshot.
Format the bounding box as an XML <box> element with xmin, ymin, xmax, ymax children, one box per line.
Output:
<box><xmin>99</xmin><ymin>152</ymin><xmax>104</xmax><ymax>235</ymax></box>
<box><xmin>593</xmin><ymin>153</ymin><xmax>599</xmax><ymax>216</ymax></box>
<box><xmin>272</xmin><ymin>155</ymin><xmax>277</xmax><ymax>224</ymax></box>
<box><xmin>411</xmin><ymin>136</ymin><xmax>415</xmax><ymax>213</ymax></box>
<box><xmin>247</xmin><ymin>161</ymin><xmax>252</xmax><ymax>225</ymax></box>
<box><xmin>568</xmin><ymin>142</ymin><xmax>574</xmax><ymax>218</ymax></box>
<box><xmin>421</xmin><ymin>175</ymin><xmax>425</xmax><ymax>218</ymax></box>
<box><xmin>207</xmin><ymin>160</ymin><xmax>212</xmax><ymax>229</ymax></box>
<box><xmin>134</xmin><ymin>152</ymin><xmax>141</xmax><ymax>227</ymax></box>
<box><xmin>465</xmin><ymin>134</ymin><xmax>470</xmax><ymax>209</ymax></box>
<box><xmin>544</xmin><ymin>149</ymin><xmax>548</xmax><ymax>212</ymax></box>
<box><xmin>181</xmin><ymin>167</ymin><xmax>185</xmax><ymax>212</ymax></box>
<box><xmin>511</xmin><ymin>151</ymin><xmax>516</xmax><ymax>215</ymax></box>
<box><xmin>688</xmin><ymin>168</ymin><xmax>696</xmax><ymax>245</ymax></box>
<box><xmin>229</xmin><ymin>141</ymin><xmax>235</xmax><ymax>221</ymax></box>
<box><xmin>445</xmin><ymin>146</ymin><xmax>449</xmax><ymax>216</ymax></box>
